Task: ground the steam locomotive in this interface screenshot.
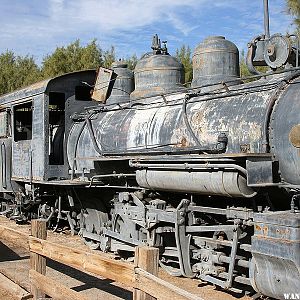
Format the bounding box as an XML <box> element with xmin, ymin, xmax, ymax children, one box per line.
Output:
<box><xmin>0</xmin><ymin>2</ymin><xmax>300</xmax><ymax>299</ymax></box>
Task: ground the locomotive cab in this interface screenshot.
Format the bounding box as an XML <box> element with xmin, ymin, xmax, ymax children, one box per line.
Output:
<box><xmin>0</xmin><ymin>70</ymin><xmax>96</xmax><ymax>185</ymax></box>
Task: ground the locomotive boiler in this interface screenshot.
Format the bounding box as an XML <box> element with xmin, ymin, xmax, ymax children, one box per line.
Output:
<box><xmin>0</xmin><ymin>1</ymin><xmax>300</xmax><ymax>299</ymax></box>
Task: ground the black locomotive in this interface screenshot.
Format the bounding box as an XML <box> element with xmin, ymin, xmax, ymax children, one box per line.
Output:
<box><xmin>0</xmin><ymin>3</ymin><xmax>300</xmax><ymax>299</ymax></box>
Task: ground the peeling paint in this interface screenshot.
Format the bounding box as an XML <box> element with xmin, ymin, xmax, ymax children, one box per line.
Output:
<box><xmin>69</xmin><ymin>78</ymin><xmax>282</xmax><ymax>159</ymax></box>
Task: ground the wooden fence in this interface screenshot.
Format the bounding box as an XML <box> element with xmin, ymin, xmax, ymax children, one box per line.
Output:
<box><xmin>0</xmin><ymin>220</ymin><xmax>204</xmax><ymax>300</ymax></box>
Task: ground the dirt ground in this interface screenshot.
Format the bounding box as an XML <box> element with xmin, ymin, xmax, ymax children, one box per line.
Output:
<box><xmin>0</xmin><ymin>216</ymin><xmax>252</xmax><ymax>300</ymax></box>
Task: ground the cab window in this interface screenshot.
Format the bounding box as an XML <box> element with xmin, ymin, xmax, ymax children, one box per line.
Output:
<box><xmin>14</xmin><ymin>102</ymin><xmax>33</xmax><ymax>141</ymax></box>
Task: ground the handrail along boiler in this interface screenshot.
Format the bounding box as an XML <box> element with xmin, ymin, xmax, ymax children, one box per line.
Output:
<box><xmin>0</xmin><ymin>1</ymin><xmax>300</xmax><ymax>298</ymax></box>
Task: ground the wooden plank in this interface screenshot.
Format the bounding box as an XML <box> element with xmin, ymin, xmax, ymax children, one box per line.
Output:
<box><xmin>133</xmin><ymin>246</ymin><xmax>159</xmax><ymax>300</ymax></box>
<box><xmin>29</xmin><ymin>236</ymin><xmax>135</xmax><ymax>286</ymax></box>
<box><xmin>0</xmin><ymin>272</ymin><xmax>32</xmax><ymax>300</ymax></box>
<box><xmin>29</xmin><ymin>269</ymin><xmax>89</xmax><ymax>300</ymax></box>
<box><xmin>92</xmin><ymin>67</ymin><xmax>114</xmax><ymax>102</ymax></box>
<box><xmin>30</xmin><ymin>220</ymin><xmax>47</xmax><ymax>300</ymax></box>
<box><xmin>0</xmin><ymin>224</ymin><xmax>29</xmax><ymax>249</ymax></box>
<box><xmin>0</xmin><ymin>260</ymin><xmax>31</xmax><ymax>293</ymax></box>
<box><xmin>135</xmin><ymin>268</ymin><xmax>205</xmax><ymax>300</ymax></box>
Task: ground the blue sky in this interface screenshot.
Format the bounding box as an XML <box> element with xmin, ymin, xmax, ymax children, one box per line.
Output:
<box><xmin>0</xmin><ymin>0</ymin><xmax>295</xmax><ymax>64</ymax></box>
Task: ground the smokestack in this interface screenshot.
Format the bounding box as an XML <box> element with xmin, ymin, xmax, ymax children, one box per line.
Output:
<box><xmin>264</xmin><ymin>0</ymin><xmax>270</xmax><ymax>39</ymax></box>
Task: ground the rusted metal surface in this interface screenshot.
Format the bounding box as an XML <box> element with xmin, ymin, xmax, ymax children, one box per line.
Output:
<box><xmin>31</xmin><ymin>94</ymin><xmax>46</xmax><ymax>180</ymax></box>
<box><xmin>0</xmin><ymin>70</ymin><xmax>97</xmax><ymax>182</ymax></box>
<box><xmin>130</xmin><ymin>35</ymin><xmax>185</xmax><ymax>100</ymax></box>
<box><xmin>0</xmin><ymin>112</ymin><xmax>9</xmax><ymax>138</ymax></box>
<box><xmin>0</xmin><ymin>79</ymin><xmax>50</xmax><ymax>106</ymax></box>
<box><xmin>92</xmin><ymin>67</ymin><xmax>114</xmax><ymax>102</ymax></box>
<box><xmin>106</xmin><ymin>61</ymin><xmax>134</xmax><ymax>105</ymax></box>
<box><xmin>12</xmin><ymin>140</ymin><xmax>32</xmax><ymax>180</ymax></box>
<box><xmin>68</xmin><ymin>76</ymin><xmax>281</xmax><ymax>172</ymax></box>
<box><xmin>192</xmin><ymin>36</ymin><xmax>240</xmax><ymax>88</ymax></box>
<box><xmin>251</xmin><ymin>211</ymin><xmax>300</xmax><ymax>299</ymax></box>
<box><xmin>1</xmin><ymin>28</ymin><xmax>300</xmax><ymax>300</ymax></box>
<box><xmin>269</xmin><ymin>77</ymin><xmax>300</xmax><ymax>185</ymax></box>
<box><xmin>289</xmin><ymin>124</ymin><xmax>300</xmax><ymax>148</ymax></box>
<box><xmin>0</xmin><ymin>138</ymin><xmax>17</xmax><ymax>192</ymax></box>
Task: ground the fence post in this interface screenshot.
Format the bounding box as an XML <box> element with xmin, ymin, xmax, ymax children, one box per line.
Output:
<box><xmin>30</xmin><ymin>219</ymin><xmax>47</xmax><ymax>300</ymax></box>
<box><xmin>134</xmin><ymin>246</ymin><xmax>159</xmax><ymax>300</ymax></box>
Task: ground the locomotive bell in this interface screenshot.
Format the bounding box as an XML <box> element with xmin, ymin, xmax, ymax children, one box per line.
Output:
<box><xmin>130</xmin><ymin>34</ymin><xmax>186</xmax><ymax>100</ymax></box>
<box><xmin>106</xmin><ymin>61</ymin><xmax>134</xmax><ymax>105</ymax></box>
<box><xmin>192</xmin><ymin>36</ymin><xmax>240</xmax><ymax>88</ymax></box>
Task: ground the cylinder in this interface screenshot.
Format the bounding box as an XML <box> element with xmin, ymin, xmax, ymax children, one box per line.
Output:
<box><xmin>136</xmin><ymin>170</ymin><xmax>255</xmax><ymax>198</ymax></box>
<box><xmin>192</xmin><ymin>36</ymin><xmax>240</xmax><ymax>88</ymax></box>
<box><xmin>130</xmin><ymin>53</ymin><xmax>186</xmax><ymax>100</ymax></box>
<box><xmin>106</xmin><ymin>61</ymin><xmax>134</xmax><ymax>105</ymax></box>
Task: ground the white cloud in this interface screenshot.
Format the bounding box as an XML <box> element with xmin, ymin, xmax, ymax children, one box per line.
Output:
<box><xmin>49</xmin><ymin>0</ymin><xmax>65</xmax><ymax>20</ymax></box>
<box><xmin>166</xmin><ymin>12</ymin><xmax>198</xmax><ymax>36</ymax></box>
<box><xmin>0</xmin><ymin>0</ymin><xmax>295</xmax><ymax>62</ymax></box>
<box><xmin>46</xmin><ymin>0</ymin><xmax>204</xmax><ymax>33</ymax></box>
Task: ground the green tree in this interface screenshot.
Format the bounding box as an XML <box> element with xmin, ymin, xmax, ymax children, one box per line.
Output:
<box><xmin>287</xmin><ymin>0</ymin><xmax>300</xmax><ymax>31</ymax></box>
<box><xmin>81</xmin><ymin>40</ymin><xmax>104</xmax><ymax>69</ymax></box>
<box><xmin>0</xmin><ymin>51</ymin><xmax>41</xmax><ymax>95</ymax></box>
<box><xmin>124</xmin><ymin>54</ymin><xmax>138</xmax><ymax>70</ymax></box>
<box><xmin>41</xmin><ymin>39</ymin><xmax>103</xmax><ymax>78</ymax></box>
<box><xmin>103</xmin><ymin>46</ymin><xmax>116</xmax><ymax>68</ymax></box>
<box><xmin>240</xmin><ymin>50</ymin><xmax>252</xmax><ymax>78</ymax></box>
<box><xmin>16</xmin><ymin>55</ymin><xmax>41</xmax><ymax>86</ymax></box>
<box><xmin>240</xmin><ymin>50</ymin><xmax>268</xmax><ymax>81</ymax></box>
<box><xmin>175</xmin><ymin>45</ymin><xmax>193</xmax><ymax>85</ymax></box>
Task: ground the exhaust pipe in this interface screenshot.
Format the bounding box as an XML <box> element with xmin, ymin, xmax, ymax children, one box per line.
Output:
<box><xmin>264</xmin><ymin>0</ymin><xmax>270</xmax><ymax>39</ymax></box>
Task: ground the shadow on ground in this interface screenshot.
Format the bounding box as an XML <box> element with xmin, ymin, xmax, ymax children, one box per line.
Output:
<box><xmin>48</xmin><ymin>258</ymin><xmax>132</xmax><ymax>300</ymax></box>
